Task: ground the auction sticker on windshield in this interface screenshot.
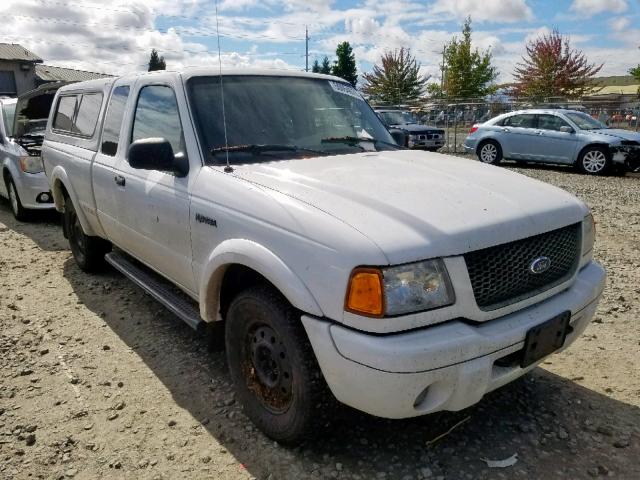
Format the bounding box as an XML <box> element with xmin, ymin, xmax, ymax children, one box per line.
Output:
<box><xmin>329</xmin><ymin>81</ymin><xmax>363</xmax><ymax>100</ymax></box>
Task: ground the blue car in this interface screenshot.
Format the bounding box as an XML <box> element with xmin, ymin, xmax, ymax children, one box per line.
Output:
<box><xmin>464</xmin><ymin>109</ymin><xmax>640</xmax><ymax>175</ymax></box>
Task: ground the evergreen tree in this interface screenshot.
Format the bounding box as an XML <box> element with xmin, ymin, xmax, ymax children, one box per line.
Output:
<box><xmin>362</xmin><ymin>48</ymin><xmax>428</xmax><ymax>105</ymax></box>
<box><xmin>332</xmin><ymin>42</ymin><xmax>358</xmax><ymax>87</ymax></box>
<box><xmin>442</xmin><ymin>18</ymin><xmax>498</xmax><ymax>98</ymax></box>
<box><xmin>311</xmin><ymin>59</ymin><xmax>321</xmax><ymax>73</ymax></box>
<box><xmin>320</xmin><ymin>56</ymin><xmax>332</xmax><ymax>74</ymax></box>
<box><xmin>148</xmin><ymin>49</ymin><xmax>166</xmax><ymax>72</ymax></box>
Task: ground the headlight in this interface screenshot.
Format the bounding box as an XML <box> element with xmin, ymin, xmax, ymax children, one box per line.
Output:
<box><xmin>345</xmin><ymin>259</ymin><xmax>455</xmax><ymax>317</ymax></box>
<box><xmin>19</xmin><ymin>155</ymin><xmax>44</xmax><ymax>174</ymax></box>
<box><xmin>582</xmin><ymin>213</ymin><xmax>595</xmax><ymax>257</ymax></box>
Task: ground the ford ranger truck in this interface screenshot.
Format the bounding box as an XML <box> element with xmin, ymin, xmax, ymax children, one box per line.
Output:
<box><xmin>41</xmin><ymin>69</ymin><xmax>606</xmax><ymax>444</ymax></box>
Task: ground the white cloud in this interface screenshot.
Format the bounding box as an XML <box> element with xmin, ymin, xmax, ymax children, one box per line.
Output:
<box><xmin>570</xmin><ymin>0</ymin><xmax>628</xmax><ymax>17</ymax></box>
<box><xmin>609</xmin><ymin>16</ymin><xmax>631</xmax><ymax>32</ymax></box>
<box><xmin>431</xmin><ymin>0</ymin><xmax>533</xmax><ymax>23</ymax></box>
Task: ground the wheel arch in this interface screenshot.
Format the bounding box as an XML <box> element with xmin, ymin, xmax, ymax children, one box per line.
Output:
<box><xmin>49</xmin><ymin>166</ymin><xmax>96</xmax><ymax>236</ymax></box>
<box><xmin>199</xmin><ymin>239</ymin><xmax>323</xmax><ymax>323</ymax></box>
<box><xmin>475</xmin><ymin>137</ymin><xmax>501</xmax><ymax>155</ymax></box>
<box><xmin>574</xmin><ymin>142</ymin><xmax>611</xmax><ymax>165</ymax></box>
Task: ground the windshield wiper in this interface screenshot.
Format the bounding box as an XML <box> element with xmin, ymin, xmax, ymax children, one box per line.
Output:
<box><xmin>320</xmin><ymin>136</ymin><xmax>400</xmax><ymax>149</ymax></box>
<box><xmin>210</xmin><ymin>144</ymin><xmax>324</xmax><ymax>155</ymax></box>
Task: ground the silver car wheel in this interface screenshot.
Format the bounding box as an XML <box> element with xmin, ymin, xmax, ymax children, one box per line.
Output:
<box><xmin>582</xmin><ymin>150</ymin><xmax>607</xmax><ymax>173</ymax></box>
<box><xmin>8</xmin><ymin>181</ymin><xmax>19</xmax><ymax>216</ymax></box>
<box><xmin>480</xmin><ymin>143</ymin><xmax>497</xmax><ymax>163</ymax></box>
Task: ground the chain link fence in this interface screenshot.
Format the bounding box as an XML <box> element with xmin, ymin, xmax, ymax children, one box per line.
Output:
<box><xmin>397</xmin><ymin>96</ymin><xmax>640</xmax><ymax>154</ymax></box>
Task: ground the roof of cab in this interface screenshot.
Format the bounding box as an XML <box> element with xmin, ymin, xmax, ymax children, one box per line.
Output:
<box><xmin>56</xmin><ymin>67</ymin><xmax>349</xmax><ymax>93</ymax></box>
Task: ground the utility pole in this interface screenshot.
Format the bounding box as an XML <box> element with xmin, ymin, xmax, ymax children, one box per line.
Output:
<box><xmin>440</xmin><ymin>44</ymin><xmax>446</xmax><ymax>93</ymax></box>
<box><xmin>305</xmin><ymin>26</ymin><xmax>309</xmax><ymax>72</ymax></box>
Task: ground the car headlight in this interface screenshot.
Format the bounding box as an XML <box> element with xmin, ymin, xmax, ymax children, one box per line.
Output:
<box><xmin>345</xmin><ymin>259</ymin><xmax>455</xmax><ymax>317</ymax></box>
<box><xmin>19</xmin><ymin>155</ymin><xmax>44</xmax><ymax>174</ymax></box>
<box><xmin>582</xmin><ymin>213</ymin><xmax>595</xmax><ymax>257</ymax></box>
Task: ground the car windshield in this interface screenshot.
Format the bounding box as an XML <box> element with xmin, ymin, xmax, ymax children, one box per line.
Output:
<box><xmin>565</xmin><ymin>112</ymin><xmax>608</xmax><ymax>130</ymax></box>
<box><xmin>378</xmin><ymin>111</ymin><xmax>417</xmax><ymax>125</ymax></box>
<box><xmin>2</xmin><ymin>102</ymin><xmax>16</xmax><ymax>137</ymax></box>
<box><xmin>187</xmin><ymin>76</ymin><xmax>398</xmax><ymax>165</ymax></box>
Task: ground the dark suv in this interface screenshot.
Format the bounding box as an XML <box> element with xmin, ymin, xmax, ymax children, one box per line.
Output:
<box><xmin>375</xmin><ymin>109</ymin><xmax>445</xmax><ymax>151</ymax></box>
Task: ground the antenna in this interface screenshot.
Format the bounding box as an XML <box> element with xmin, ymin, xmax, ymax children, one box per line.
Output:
<box><xmin>214</xmin><ymin>0</ymin><xmax>232</xmax><ymax>173</ymax></box>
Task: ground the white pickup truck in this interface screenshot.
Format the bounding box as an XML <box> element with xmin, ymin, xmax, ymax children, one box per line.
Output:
<box><xmin>42</xmin><ymin>68</ymin><xmax>606</xmax><ymax>444</ymax></box>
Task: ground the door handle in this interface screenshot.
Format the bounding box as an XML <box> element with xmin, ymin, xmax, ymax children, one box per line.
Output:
<box><xmin>502</xmin><ymin>128</ymin><xmax>510</xmax><ymax>132</ymax></box>
<box><xmin>114</xmin><ymin>175</ymin><xmax>126</xmax><ymax>187</ymax></box>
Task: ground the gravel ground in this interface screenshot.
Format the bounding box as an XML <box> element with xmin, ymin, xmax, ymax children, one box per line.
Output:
<box><xmin>0</xmin><ymin>162</ymin><xmax>638</xmax><ymax>480</ymax></box>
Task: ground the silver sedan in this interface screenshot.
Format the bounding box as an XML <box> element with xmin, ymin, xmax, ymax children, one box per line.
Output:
<box><xmin>464</xmin><ymin>109</ymin><xmax>640</xmax><ymax>175</ymax></box>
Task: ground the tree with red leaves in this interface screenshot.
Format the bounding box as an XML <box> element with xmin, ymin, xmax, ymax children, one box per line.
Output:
<box><xmin>362</xmin><ymin>47</ymin><xmax>428</xmax><ymax>105</ymax></box>
<box><xmin>511</xmin><ymin>29</ymin><xmax>602</xmax><ymax>99</ymax></box>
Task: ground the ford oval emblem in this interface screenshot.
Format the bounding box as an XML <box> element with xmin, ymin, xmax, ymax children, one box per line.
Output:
<box><xmin>530</xmin><ymin>256</ymin><xmax>551</xmax><ymax>274</ymax></box>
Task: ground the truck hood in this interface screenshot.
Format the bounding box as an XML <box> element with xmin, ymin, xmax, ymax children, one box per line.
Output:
<box><xmin>391</xmin><ymin>123</ymin><xmax>438</xmax><ymax>133</ymax></box>
<box><xmin>587</xmin><ymin>129</ymin><xmax>640</xmax><ymax>142</ymax></box>
<box><xmin>231</xmin><ymin>150</ymin><xmax>587</xmax><ymax>264</ymax></box>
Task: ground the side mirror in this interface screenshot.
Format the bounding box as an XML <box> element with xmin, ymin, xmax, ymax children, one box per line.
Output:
<box><xmin>559</xmin><ymin>126</ymin><xmax>574</xmax><ymax>134</ymax></box>
<box><xmin>128</xmin><ymin>138</ymin><xmax>188</xmax><ymax>177</ymax></box>
<box><xmin>388</xmin><ymin>128</ymin><xmax>408</xmax><ymax>147</ymax></box>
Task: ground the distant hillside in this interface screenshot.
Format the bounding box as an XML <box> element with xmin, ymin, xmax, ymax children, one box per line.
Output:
<box><xmin>590</xmin><ymin>76</ymin><xmax>637</xmax><ymax>87</ymax></box>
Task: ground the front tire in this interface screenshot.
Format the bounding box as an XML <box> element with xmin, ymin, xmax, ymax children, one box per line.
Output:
<box><xmin>63</xmin><ymin>197</ymin><xmax>111</xmax><ymax>272</ymax></box>
<box><xmin>578</xmin><ymin>146</ymin><xmax>610</xmax><ymax>175</ymax></box>
<box><xmin>225</xmin><ymin>285</ymin><xmax>326</xmax><ymax>444</ymax></box>
<box><xmin>6</xmin><ymin>176</ymin><xmax>28</xmax><ymax>221</ymax></box>
<box><xmin>477</xmin><ymin>140</ymin><xmax>502</xmax><ymax>165</ymax></box>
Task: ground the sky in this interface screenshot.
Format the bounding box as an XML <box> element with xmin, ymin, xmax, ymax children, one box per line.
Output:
<box><xmin>1</xmin><ymin>0</ymin><xmax>639</xmax><ymax>85</ymax></box>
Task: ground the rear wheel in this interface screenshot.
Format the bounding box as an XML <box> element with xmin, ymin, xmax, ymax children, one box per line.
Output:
<box><xmin>477</xmin><ymin>140</ymin><xmax>502</xmax><ymax>165</ymax></box>
<box><xmin>6</xmin><ymin>176</ymin><xmax>28</xmax><ymax>221</ymax></box>
<box><xmin>225</xmin><ymin>285</ymin><xmax>326</xmax><ymax>444</ymax></box>
<box><xmin>63</xmin><ymin>197</ymin><xmax>111</xmax><ymax>272</ymax></box>
<box><xmin>578</xmin><ymin>146</ymin><xmax>610</xmax><ymax>175</ymax></box>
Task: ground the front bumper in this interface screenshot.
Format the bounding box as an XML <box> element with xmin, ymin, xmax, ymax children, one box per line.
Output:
<box><xmin>303</xmin><ymin>261</ymin><xmax>605</xmax><ymax>419</ymax></box>
<box><xmin>611</xmin><ymin>145</ymin><xmax>640</xmax><ymax>171</ymax></box>
<box><xmin>11</xmin><ymin>170</ymin><xmax>54</xmax><ymax>210</ymax></box>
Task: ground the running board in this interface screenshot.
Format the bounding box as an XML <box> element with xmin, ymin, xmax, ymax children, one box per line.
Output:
<box><xmin>105</xmin><ymin>252</ymin><xmax>204</xmax><ymax>333</ymax></box>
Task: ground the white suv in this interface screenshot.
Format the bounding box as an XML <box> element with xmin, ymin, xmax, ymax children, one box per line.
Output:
<box><xmin>42</xmin><ymin>69</ymin><xmax>605</xmax><ymax>444</ymax></box>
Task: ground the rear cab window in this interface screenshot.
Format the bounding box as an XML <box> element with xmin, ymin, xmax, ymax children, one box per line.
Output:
<box><xmin>53</xmin><ymin>92</ymin><xmax>103</xmax><ymax>138</ymax></box>
<box><xmin>101</xmin><ymin>86</ymin><xmax>130</xmax><ymax>156</ymax></box>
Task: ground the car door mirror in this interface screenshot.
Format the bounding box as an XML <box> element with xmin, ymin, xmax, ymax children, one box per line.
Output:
<box><xmin>559</xmin><ymin>126</ymin><xmax>574</xmax><ymax>134</ymax></box>
<box><xmin>128</xmin><ymin>138</ymin><xmax>188</xmax><ymax>177</ymax></box>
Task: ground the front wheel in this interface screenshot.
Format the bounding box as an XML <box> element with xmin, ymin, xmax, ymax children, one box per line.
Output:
<box><xmin>578</xmin><ymin>147</ymin><xmax>610</xmax><ymax>175</ymax></box>
<box><xmin>477</xmin><ymin>140</ymin><xmax>502</xmax><ymax>165</ymax></box>
<box><xmin>6</xmin><ymin>176</ymin><xmax>28</xmax><ymax>221</ymax></box>
<box><xmin>225</xmin><ymin>285</ymin><xmax>327</xmax><ymax>444</ymax></box>
<box><xmin>63</xmin><ymin>197</ymin><xmax>111</xmax><ymax>272</ymax></box>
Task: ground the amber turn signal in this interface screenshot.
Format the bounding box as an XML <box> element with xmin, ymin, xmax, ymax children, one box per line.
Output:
<box><xmin>345</xmin><ymin>268</ymin><xmax>384</xmax><ymax>317</ymax></box>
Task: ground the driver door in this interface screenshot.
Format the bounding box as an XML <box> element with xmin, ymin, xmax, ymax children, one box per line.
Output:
<box><xmin>113</xmin><ymin>77</ymin><xmax>196</xmax><ymax>294</ymax></box>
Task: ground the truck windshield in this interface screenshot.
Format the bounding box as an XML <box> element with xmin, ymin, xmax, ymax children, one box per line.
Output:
<box><xmin>378</xmin><ymin>111</ymin><xmax>417</xmax><ymax>125</ymax></box>
<box><xmin>187</xmin><ymin>75</ymin><xmax>398</xmax><ymax>164</ymax></box>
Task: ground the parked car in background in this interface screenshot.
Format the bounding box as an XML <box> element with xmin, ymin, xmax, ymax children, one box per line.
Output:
<box><xmin>0</xmin><ymin>83</ymin><xmax>67</xmax><ymax>219</ymax></box>
<box><xmin>375</xmin><ymin>109</ymin><xmax>445</xmax><ymax>151</ymax></box>
<box><xmin>465</xmin><ymin>109</ymin><xmax>640</xmax><ymax>175</ymax></box>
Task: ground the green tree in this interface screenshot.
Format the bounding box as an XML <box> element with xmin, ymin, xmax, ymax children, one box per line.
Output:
<box><xmin>629</xmin><ymin>65</ymin><xmax>640</xmax><ymax>96</ymax></box>
<box><xmin>362</xmin><ymin>48</ymin><xmax>428</xmax><ymax>105</ymax></box>
<box><xmin>332</xmin><ymin>42</ymin><xmax>358</xmax><ymax>87</ymax></box>
<box><xmin>442</xmin><ymin>17</ymin><xmax>498</xmax><ymax>98</ymax></box>
<box><xmin>148</xmin><ymin>49</ymin><xmax>166</xmax><ymax>71</ymax></box>
<box><xmin>512</xmin><ymin>29</ymin><xmax>602</xmax><ymax>99</ymax></box>
<box><xmin>320</xmin><ymin>56</ymin><xmax>332</xmax><ymax>74</ymax></box>
<box><xmin>311</xmin><ymin>59</ymin><xmax>321</xmax><ymax>73</ymax></box>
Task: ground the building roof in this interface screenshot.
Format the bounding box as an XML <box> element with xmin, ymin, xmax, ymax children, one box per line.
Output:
<box><xmin>591</xmin><ymin>75</ymin><xmax>637</xmax><ymax>87</ymax></box>
<box><xmin>0</xmin><ymin>43</ymin><xmax>42</xmax><ymax>62</ymax></box>
<box><xmin>35</xmin><ymin>64</ymin><xmax>112</xmax><ymax>83</ymax></box>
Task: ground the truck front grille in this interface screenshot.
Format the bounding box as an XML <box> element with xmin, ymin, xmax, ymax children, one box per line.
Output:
<box><xmin>463</xmin><ymin>223</ymin><xmax>581</xmax><ymax>311</ymax></box>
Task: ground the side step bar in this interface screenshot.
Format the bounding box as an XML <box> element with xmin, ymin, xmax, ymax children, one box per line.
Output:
<box><xmin>105</xmin><ymin>251</ymin><xmax>205</xmax><ymax>333</ymax></box>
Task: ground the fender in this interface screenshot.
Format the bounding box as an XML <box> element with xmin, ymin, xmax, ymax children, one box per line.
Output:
<box><xmin>49</xmin><ymin>165</ymin><xmax>97</xmax><ymax>237</ymax></box>
<box><xmin>199</xmin><ymin>238</ymin><xmax>323</xmax><ymax>322</ymax></box>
